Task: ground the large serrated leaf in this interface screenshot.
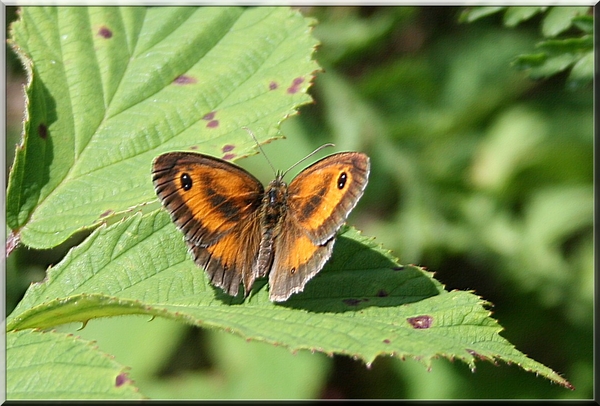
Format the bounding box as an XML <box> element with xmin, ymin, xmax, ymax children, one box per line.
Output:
<box><xmin>7</xmin><ymin>210</ymin><xmax>573</xmax><ymax>390</ymax></box>
<box><xmin>7</xmin><ymin>6</ymin><xmax>319</xmax><ymax>249</ymax></box>
<box><xmin>6</xmin><ymin>329</ymin><xmax>144</xmax><ymax>400</ymax></box>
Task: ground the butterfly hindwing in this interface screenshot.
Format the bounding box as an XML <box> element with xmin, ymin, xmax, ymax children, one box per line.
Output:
<box><xmin>268</xmin><ymin>221</ymin><xmax>335</xmax><ymax>302</ymax></box>
<box><xmin>187</xmin><ymin>211</ymin><xmax>262</xmax><ymax>297</ymax></box>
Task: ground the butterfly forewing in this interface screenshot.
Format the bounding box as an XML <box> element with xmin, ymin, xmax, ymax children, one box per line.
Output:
<box><xmin>287</xmin><ymin>152</ymin><xmax>370</xmax><ymax>244</ymax></box>
<box><xmin>152</xmin><ymin>152</ymin><xmax>264</xmax><ymax>246</ymax></box>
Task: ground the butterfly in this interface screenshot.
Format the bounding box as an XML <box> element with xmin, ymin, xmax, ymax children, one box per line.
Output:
<box><xmin>152</xmin><ymin>144</ymin><xmax>369</xmax><ymax>302</ymax></box>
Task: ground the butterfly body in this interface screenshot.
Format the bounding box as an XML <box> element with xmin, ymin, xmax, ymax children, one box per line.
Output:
<box><xmin>254</xmin><ymin>176</ymin><xmax>287</xmax><ymax>280</ymax></box>
<box><xmin>152</xmin><ymin>150</ymin><xmax>369</xmax><ymax>302</ymax></box>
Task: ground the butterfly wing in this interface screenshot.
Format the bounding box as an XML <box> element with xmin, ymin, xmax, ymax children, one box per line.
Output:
<box><xmin>287</xmin><ymin>152</ymin><xmax>370</xmax><ymax>244</ymax></box>
<box><xmin>187</xmin><ymin>214</ymin><xmax>261</xmax><ymax>297</ymax></box>
<box><xmin>268</xmin><ymin>225</ymin><xmax>334</xmax><ymax>302</ymax></box>
<box><xmin>152</xmin><ymin>152</ymin><xmax>264</xmax><ymax>296</ymax></box>
<box><xmin>268</xmin><ymin>152</ymin><xmax>370</xmax><ymax>301</ymax></box>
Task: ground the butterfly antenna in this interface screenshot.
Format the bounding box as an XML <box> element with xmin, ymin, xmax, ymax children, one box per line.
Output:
<box><xmin>242</xmin><ymin>127</ymin><xmax>334</xmax><ymax>178</ymax></box>
<box><xmin>243</xmin><ymin>127</ymin><xmax>277</xmax><ymax>176</ymax></box>
<box><xmin>281</xmin><ymin>142</ymin><xmax>335</xmax><ymax>179</ymax></box>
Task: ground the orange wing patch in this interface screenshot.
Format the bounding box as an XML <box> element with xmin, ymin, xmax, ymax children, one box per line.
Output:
<box><xmin>176</xmin><ymin>164</ymin><xmax>260</xmax><ymax>237</ymax></box>
<box><xmin>269</xmin><ymin>226</ymin><xmax>335</xmax><ymax>301</ymax></box>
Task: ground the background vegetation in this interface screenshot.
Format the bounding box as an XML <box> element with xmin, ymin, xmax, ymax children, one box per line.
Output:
<box><xmin>5</xmin><ymin>6</ymin><xmax>593</xmax><ymax>399</ymax></box>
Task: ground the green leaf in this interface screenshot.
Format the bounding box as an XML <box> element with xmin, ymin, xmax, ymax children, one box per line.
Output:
<box><xmin>537</xmin><ymin>35</ymin><xmax>592</xmax><ymax>55</ymax></box>
<box><xmin>6</xmin><ymin>329</ymin><xmax>144</xmax><ymax>399</ymax></box>
<box><xmin>7</xmin><ymin>6</ymin><xmax>319</xmax><ymax>249</ymax></box>
<box><xmin>7</xmin><ymin>210</ymin><xmax>573</xmax><ymax>389</ymax></box>
<box><xmin>7</xmin><ymin>210</ymin><xmax>444</xmax><ymax>328</ymax></box>
<box><xmin>542</xmin><ymin>6</ymin><xmax>590</xmax><ymax>37</ymax></box>
<box><xmin>513</xmin><ymin>51</ymin><xmax>581</xmax><ymax>80</ymax></box>
<box><xmin>458</xmin><ymin>7</ymin><xmax>506</xmax><ymax>23</ymax></box>
<box><xmin>567</xmin><ymin>51</ymin><xmax>593</xmax><ymax>89</ymax></box>
<box><xmin>511</xmin><ymin>34</ymin><xmax>592</xmax><ymax>87</ymax></box>
<box><xmin>503</xmin><ymin>7</ymin><xmax>546</xmax><ymax>27</ymax></box>
<box><xmin>529</xmin><ymin>54</ymin><xmax>581</xmax><ymax>80</ymax></box>
<box><xmin>512</xmin><ymin>53</ymin><xmax>548</xmax><ymax>70</ymax></box>
<box><xmin>572</xmin><ymin>15</ymin><xmax>593</xmax><ymax>34</ymax></box>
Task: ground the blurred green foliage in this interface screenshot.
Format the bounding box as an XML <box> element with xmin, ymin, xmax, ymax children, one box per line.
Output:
<box><xmin>6</xmin><ymin>6</ymin><xmax>592</xmax><ymax>399</ymax></box>
<box><xmin>461</xmin><ymin>6</ymin><xmax>593</xmax><ymax>89</ymax></box>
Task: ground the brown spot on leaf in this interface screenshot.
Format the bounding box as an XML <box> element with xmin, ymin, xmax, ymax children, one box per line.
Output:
<box><xmin>223</xmin><ymin>153</ymin><xmax>236</xmax><ymax>161</ymax></box>
<box><xmin>376</xmin><ymin>289</ymin><xmax>388</xmax><ymax>297</ymax></box>
<box><xmin>38</xmin><ymin>123</ymin><xmax>48</xmax><ymax>139</ymax></box>
<box><xmin>173</xmin><ymin>75</ymin><xmax>197</xmax><ymax>85</ymax></box>
<box><xmin>206</xmin><ymin>120</ymin><xmax>219</xmax><ymax>128</ymax></box>
<box><xmin>407</xmin><ymin>315</ymin><xmax>433</xmax><ymax>329</ymax></box>
<box><xmin>287</xmin><ymin>77</ymin><xmax>305</xmax><ymax>94</ymax></box>
<box><xmin>98</xmin><ymin>26</ymin><xmax>112</xmax><ymax>39</ymax></box>
<box><xmin>202</xmin><ymin>111</ymin><xmax>216</xmax><ymax>120</ymax></box>
<box><xmin>343</xmin><ymin>298</ymin><xmax>368</xmax><ymax>306</ymax></box>
<box><xmin>222</xmin><ymin>144</ymin><xmax>235</xmax><ymax>153</ymax></box>
<box><xmin>383</xmin><ymin>339</ymin><xmax>391</xmax><ymax>344</ymax></box>
<box><xmin>392</xmin><ymin>266</ymin><xmax>405</xmax><ymax>271</ymax></box>
<box><xmin>100</xmin><ymin>209</ymin><xmax>114</xmax><ymax>218</ymax></box>
<box><xmin>269</xmin><ymin>81</ymin><xmax>278</xmax><ymax>90</ymax></box>
<box><xmin>115</xmin><ymin>373</ymin><xmax>130</xmax><ymax>387</ymax></box>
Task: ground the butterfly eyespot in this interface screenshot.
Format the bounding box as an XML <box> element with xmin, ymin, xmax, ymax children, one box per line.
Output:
<box><xmin>180</xmin><ymin>173</ymin><xmax>193</xmax><ymax>191</ymax></box>
<box><xmin>337</xmin><ymin>172</ymin><xmax>348</xmax><ymax>189</ymax></box>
